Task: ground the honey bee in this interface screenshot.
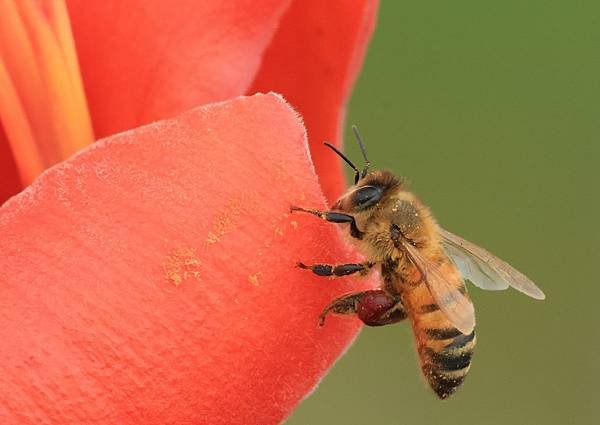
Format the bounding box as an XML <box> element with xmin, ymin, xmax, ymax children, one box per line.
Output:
<box><xmin>291</xmin><ymin>126</ymin><xmax>545</xmax><ymax>399</ymax></box>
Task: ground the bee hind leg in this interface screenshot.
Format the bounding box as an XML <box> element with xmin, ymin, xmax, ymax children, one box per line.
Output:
<box><xmin>319</xmin><ymin>290</ymin><xmax>407</xmax><ymax>327</ymax></box>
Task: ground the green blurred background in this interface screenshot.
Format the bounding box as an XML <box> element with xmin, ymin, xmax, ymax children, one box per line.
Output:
<box><xmin>287</xmin><ymin>1</ymin><xmax>598</xmax><ymax>424</ymax></box>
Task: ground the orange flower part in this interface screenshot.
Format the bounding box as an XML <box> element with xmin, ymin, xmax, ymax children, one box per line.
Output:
<box><xmin>0</xmin><ymin>0</ymin><xmax>93</xmax><ymax>185</ymax></box>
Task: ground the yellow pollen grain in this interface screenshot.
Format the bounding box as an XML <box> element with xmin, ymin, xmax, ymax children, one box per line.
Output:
<box><xmin>205</xmin><ymin>196</ymin><xmax>254</xmax><ymax>245</ymax></box>
<box><xmin>205</xmin><ymin>210</ymin><xmax>238</xmax><ymax>244</ymax></box>
<box><xmin>248</xmin><ymin>273</ymin><xmax>261</xmax><ymax>287</ymax></box>
<box><xmin>0</xmin><ymin>0</ymin><xmax>94</xmax><ymax>185</ymax></box>
<box><xmin>290</xmin><ymin>220</ymin><xmax>298</xmax><ymax>229</ymax></box>
<box><xmin>206</xmin><ymin>232</ymin><xmax>220</xmax><ymax>244</ymax></box>
<box><xmin>162</xmin><ymin>247</ymin><xmax>202</xmax><ymax>286</ymax></box>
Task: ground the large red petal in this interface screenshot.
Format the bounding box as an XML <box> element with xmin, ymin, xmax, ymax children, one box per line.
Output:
<box><xmin>0</xmin><ymin>93</ymin><xmax>370</xmax><ymax>424</ymax></box>
<box><xmin>249</xmin><ymin>0</ymin><xmax>379</xmax><ymax>202</ymax></box>
<box><xmin>66</xmin><ymin>0</ymin><xmax>292</xmax><ymax>138</ymax></box>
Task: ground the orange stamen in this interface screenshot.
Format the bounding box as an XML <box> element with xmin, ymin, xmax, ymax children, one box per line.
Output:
<box><xmin>0</xmin><ymin>0</ymin><xmax>94</xmax><ymax>185</ymax></box>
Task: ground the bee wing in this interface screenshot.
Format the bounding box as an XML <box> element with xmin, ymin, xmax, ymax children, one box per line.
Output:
<box><xmin>439</xmin><ymin>228</ymin><xmax>546</xmax><ymax>300</ymax></box>
<box><xmin>403</xmin><ymin>242</ymin><xmax>476</xmax><ymax>335</ymax></box>
<box><xmin>441</xmin><ymin>236</ymin><xmax>509</xmax><ymax>292</ymax></box>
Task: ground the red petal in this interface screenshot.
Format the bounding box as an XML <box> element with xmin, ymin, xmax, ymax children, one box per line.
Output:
<box><xmin>0</xmin><ymin>126</ymin><xmax>21</xmax><ymax>201</ymax></box>
<box><xmin>249</xmin><ymin>0</ymin><xmax>379</xmax><ymax>202</ymax></box>
<box><xmin>0</xmin><ymin>93</ymin><xmax>370</xmax><ymax>424</ymax></box>
<box><xmin>66</xmin><ymin>0</ymin><xmax>292</xmax><ymax>138</ymax></box>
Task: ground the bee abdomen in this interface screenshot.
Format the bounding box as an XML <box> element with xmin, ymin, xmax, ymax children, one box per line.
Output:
<box><xmin>421</xmin><ymin>329</ymin><xmax>476</xmax><ymax>399</ymax></box>
<box><xmin>424</xmin><ymin>327</ymin><xmax>463</xmax><ymax>340</ymax></box>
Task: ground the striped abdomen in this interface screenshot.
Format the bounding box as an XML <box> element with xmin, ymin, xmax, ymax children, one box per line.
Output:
<box><xmin>403</xmin><ymin>282</ymin><xmax>477</xmax><ymax>399</ymax></box>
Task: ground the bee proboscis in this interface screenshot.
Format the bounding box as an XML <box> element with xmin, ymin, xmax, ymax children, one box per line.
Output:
<box><xmin>291</xmin><ymin>127</ymin><xmax>545</xmax><ymax>399</ymax></box>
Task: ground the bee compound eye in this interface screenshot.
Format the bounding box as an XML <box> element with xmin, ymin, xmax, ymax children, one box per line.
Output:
<box><xmin>352</xmin><ymin>185</ymin><xmax>383</xmax><ymax>209</ymax></box>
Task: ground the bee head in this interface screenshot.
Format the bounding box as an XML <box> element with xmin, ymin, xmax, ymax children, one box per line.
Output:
<box><xmin>324</xmin><ymin>126</ymin><xmax>402</xmax><ymax>213</ymax></box>
<box><xmin>332</xmin><ymin>170</ymin><xmax>402</xmax><ymax>212</ymax></box>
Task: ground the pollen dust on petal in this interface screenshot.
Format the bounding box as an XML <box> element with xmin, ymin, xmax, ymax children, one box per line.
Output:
<box><xmin>248</xmin><ymin>272</ymin><xmax>262</xmax><ymax>287</ymax></box>
<box><xmin>273</xmin><ymin>160</ymin><xmax>301</xmax><ymax>186</ymax></box>
<box><xmin>162</xmin><ymin>247</ymin><xmax>202</xmax><ymax>286</ymax></box>
<box><xmin>205</xmin><ymin>195</ymin><xmax>255</xmax><ymax>245</ymax></box>
<box><xmin>273</xmin><ymin>225</ymin><xmax>284</xmax><ymax>237</ymax></box>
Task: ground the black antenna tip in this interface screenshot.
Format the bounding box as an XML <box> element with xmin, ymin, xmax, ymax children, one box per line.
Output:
<box><xmin>351</xmin><ymin>125</ymin><xmax>370</xmax><ymax>177</ymax></box>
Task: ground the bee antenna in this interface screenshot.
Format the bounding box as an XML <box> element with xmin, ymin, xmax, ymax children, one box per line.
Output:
<box><xmin>352</xmin><ymin>125</ymin><xmax>370</xmax><ymax>178</ymax></box>
<box><xmin>323</xmin><ymin>142</ymin><xmax>361</xmax><ymax>184</ymax></box>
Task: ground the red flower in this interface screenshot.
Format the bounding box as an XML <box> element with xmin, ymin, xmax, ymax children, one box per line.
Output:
<box><xmin>0</xmin><ymin>1</ymin><xmax>378</xmax><ymax>423</ymax></box>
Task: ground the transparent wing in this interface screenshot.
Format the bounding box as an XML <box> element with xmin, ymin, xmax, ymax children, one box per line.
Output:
<box><xmin>403</xmin><ymin>242</ymin><xmax>476</xmax><ymax>335</ymax></box>
<box><xmin>440</xmin><ymin>228</ymin><xmax>546</xmax><ymax>300</ymax></box>
<box><xmin>442</xmin><ymin>239</ymin><xmax>509</xmax><ymax>292</ymax></box>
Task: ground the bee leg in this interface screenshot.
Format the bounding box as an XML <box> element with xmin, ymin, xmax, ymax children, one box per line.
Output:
<box><xmin>290</xmin><ymin>206</ymin><xmax>364</xmax><ymax>239</ymax></box>
<box><xmin>297</xmin><ymin>261</ymin><xmax>374</xmax><ymax>277</ymax></box>
<box><xmin>319</xmin><ymin>290</ymin><xmax>407</xmax><ymax>327</ymax></box>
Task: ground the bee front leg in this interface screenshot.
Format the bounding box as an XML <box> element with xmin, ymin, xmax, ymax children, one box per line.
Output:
<box><xmin>319</xmin><ymin>290</ymin><xmax>407</xmax><ymax>327</ymax></box>
<box><xmin>290</xmin><ymin>206</ymin><xmax>364</xmax><ymax>239</ymax></box>
<box><xmin>297</xmin><ymin>261</ymin><xmax>374</xmax><ymax>277</ymax></box>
